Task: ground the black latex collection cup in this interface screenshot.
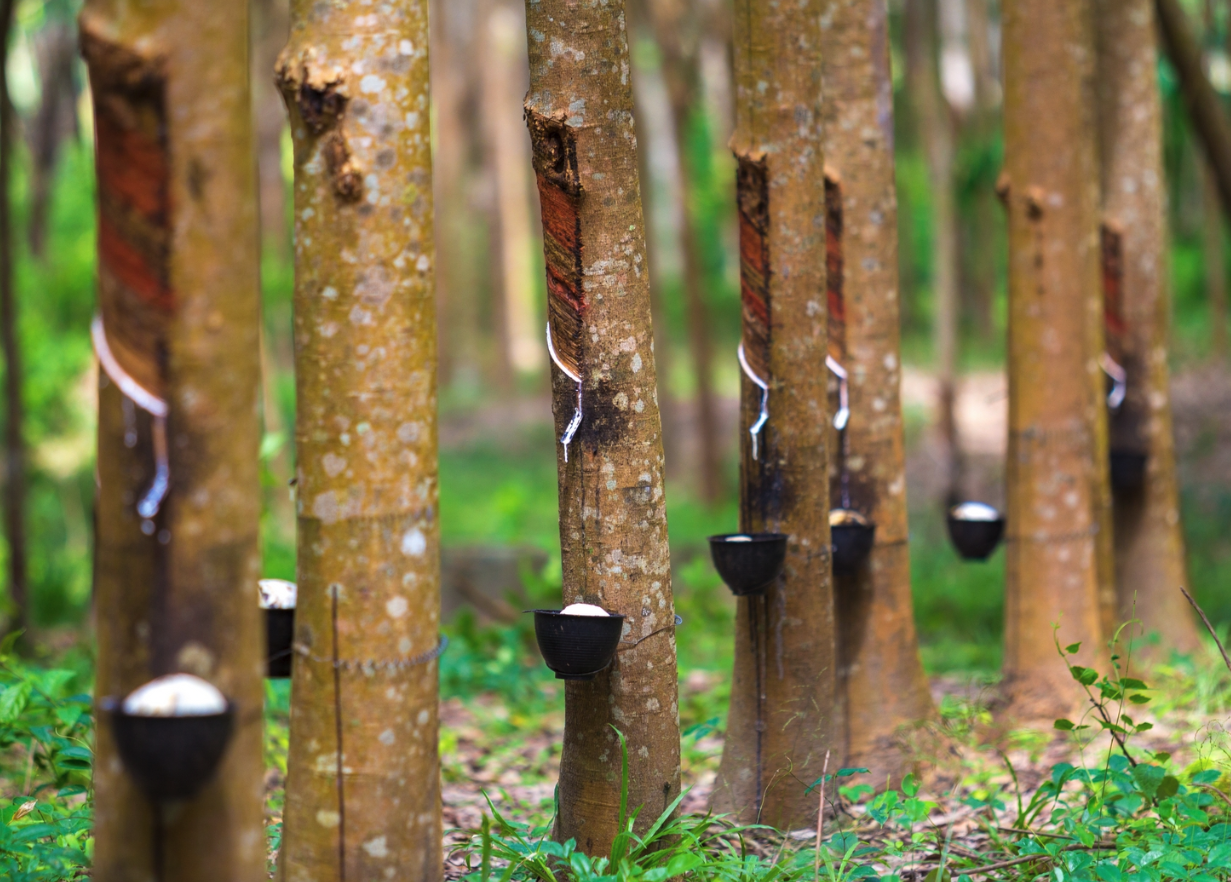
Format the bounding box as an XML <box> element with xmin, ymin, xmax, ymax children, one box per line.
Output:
<box><xmin>1109</xmin><ymin>450</ymin><xmax>1147</xmax><ymax>491</ymax></box>
<box><xmin>707</xmin><ymin>533</ymin><xmax>788</xmax><ymax>596</ymax></box>
<box><xmin>530</xmin><ymin>609</ymin><xmax>626</xmax><ymax>680</ymax></box>
<box><xmin>946</xmin><ymin>502</ymin><xmax>1006</xmax><ymax>561</ymax></box>
<box><xmin>101</xmin><ymin>690</ymin><xmax>234</xmax><ymax>803</ymax></box>
<box><xmin>829</xmin><ymin>510</ymin><xmax>876</xmax><ymax>575</ymax></box>
<box><xmin>259</xmin><ymin>579</ymin><xmax>296</xmax><ymax>679</ymax></box>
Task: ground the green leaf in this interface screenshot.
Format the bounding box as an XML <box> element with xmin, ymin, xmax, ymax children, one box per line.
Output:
<box><xmin>1070</xmin><ymin>666</ymin><xmax>1099</xmax><ymax>686</ymax></box>
<box><xmin>1157</xmin><ymin>776</ymin><xmax>1180</xmax><ymax>799</ymax></box>
<box><xmin>1193</xmin><ymin>769</ymin><xmax>1224</xmax><ymax>785</ymax></box>
<box><xmin>1054</xmin><ymin>719</ymin><xmax>1075</xmax><ymax>731</ymax></box>
<box><xmin>837</xmin><ymin>767</ymin><xmax>869</xmax><ymax>777</ymax></box>
<box><xmin>1133</xmin><ymin>764</ymin><xmax>1166</xmax><ymax>799</ymax></box>
<box><xmin>902</xmin><ymin>773</ymin><xmax>920</xmax><ymax>797</ymax></box>
<box><xmin>1119</xmin><ymin>677</ymin><xmax>1148</xmax><ymax>690</ymax></box>
<box><xmin>1065</xmin><ymin>642</ymin><xmax>1082</xmax><ymax>654</ymax></box>
<box><xmin>1129</xmin><ymin>694</ymin><xmax>1151</xmax><ymax>704</ymax></box>
<box><xmin>0</xmin><ymin>682</ymin><xmax>31</xmax><ymax>724</ymax></box>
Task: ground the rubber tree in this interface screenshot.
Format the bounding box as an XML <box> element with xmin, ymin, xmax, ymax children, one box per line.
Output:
<box><xmin>0</xmin><ymin>0</ymin><xmax>25</xmax><ymax>641</ymax></box>
<box><xmin>521</xmin><ymin>0</ymin><xmax>680</xmax><ymax>857</ymax></box>
<box><xmin>81</xmin><ymin>0</ymin><xmax>265</xmax><ymax>877</ymax></box>
<box><xmin>821</xmin><ymin>0</ymin><xmax>934</xmax><ymax>788</ymax></box>
<box><xmin>710</xmin><ymin>0</ymin><xmax>837</xmax><ymax>828</ymax></box>
<box><xmin>275</xmin><ymin>2</ymin><xmax>442</xmax><ymax>879</ymax></box>
<box><xmin>1095</xmin><ymin>0</ymin><xmax>1200</xmax><ymax>655</ymax></box>
<box><xmin>1001</xmin><ymin>0</ymin><xmax>1110</xmax><ymax>720</ymax></box>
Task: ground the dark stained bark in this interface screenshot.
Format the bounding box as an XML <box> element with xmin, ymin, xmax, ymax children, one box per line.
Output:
<box><xmin>275</xmin><ymin>1</ymin><xmax>443</xmax><ymax>878</ymax></box>
<box><xmin>1001</xmin><ymin>0</ymin><xmax>1110</xmax><ymax>721</ymax></box>
<box><xmin>82</xmin><ymin>0</ymin><xmax>266</xmax><ymax>877</ymax></box>
<box><xmin>522</xmin><ymin>0</ymin><xmax>681</xmax><ymax>857</ymax></box>
<box><xmin>711</xmin><ymin>0</ymin><xmax>838</xmax><ymax>830</ymax></box>
<box><xmin>0</xmin><ymin>0</ymin><xmax>25</xmax><ymax>640</ymax></box>
<box><xmin>1096</xmin><ymin>0</ymin><xmax>1201</xmax><ymax>656</ymax></box>
<box><xmin>822</xmin><ymin>0</ymin><xmax>935</xmax><ymax>790</ymax></box>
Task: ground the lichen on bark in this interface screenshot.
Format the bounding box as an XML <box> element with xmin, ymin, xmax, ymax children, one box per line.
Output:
<box><xmin>522</xmin><ymin>0</ymin><xmax>681</xmax><ymax>858</ymax></box>
<box><xmin>275</xmin><ymin>2</ymin><xmax>442</xmax><ymax>879</ymax></box>
<box><xmin>710</xmin><ymin>0</ymin><xmax>838</xmax><ymax>830</ymax></box>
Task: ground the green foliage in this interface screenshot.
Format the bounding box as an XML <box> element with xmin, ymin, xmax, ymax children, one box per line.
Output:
<box><xmin>0</xmin><ymin>637</ymin><xmax>92</xmax><ymax>880</ymax></box>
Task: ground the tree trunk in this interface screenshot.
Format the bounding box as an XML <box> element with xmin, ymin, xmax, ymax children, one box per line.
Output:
<box><xmin>710</xmin><ymin>0</ymin><xmax>837</xmax><ymax>830</ymax></box>
<box><xmin>82</xmin><ymin>0</ymin><xmax>266</xmax><ymax>878</ymax></box>
<box><xmin>0</xmin><ymin>0</ymin><xmax>26</xmax><ymax>641</ymax></box>
<box><xmin>1001</xmin><ymin>0</ymin><xmax>1109</xmax><ymax>721</ymax></box>
<box><xmin>522</xmin><ymin>0</ymin><xmax>680</xmax><ymax>856</ymax></box>
<box><xmin>1156</xmin><ymin>0</ymin><xmax>1231</xmax><ymax>221</ymax></box>
<box><xmin>27</xmin><ymin>17</ymin><xmax>79</xmax><ymax>260</ymax></box>
<box><xmin>1096</xmin><ymin>0</ymin><xmax>1201</xmax><ymax>657</ymax></box>
<box><xmin>822</xmin><ymin>0</ymin><xmax>935</xmax><ymax>790</ymax></box>
<box><xmin>906</xmin><ymin>0</ymin><xmax>963</xmax><ymax>504</ymax></box>
<box><xmin>1204</xmin><ymin>158</ymin><xmax>1230</xmax><ymax>360</ymax></box>
<box><xmin>275</xmin><ymin>2</ymin><xmax>442</xmax><ymax>878</ymax></box>
<box><xmin>483</xmin><ymin>1</ymin><xmax>541</xmax><ymax>379</ymax></box>
<box><xmin>252</xmin><ymin>0</ymin><xmax>290</xmax><ymax>258</ymax></box>
<box><xmin>638</xmin><ymin>0</ymin><xmax>722</xmax><ymax>506</ymax></box>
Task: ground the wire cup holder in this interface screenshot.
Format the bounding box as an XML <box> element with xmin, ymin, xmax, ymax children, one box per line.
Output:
<box><xmin>546</xmin><ymin>322</ymin><xmax>583</xmax><ymax>463</ymax></box>
<box><xmin>92</xmin><ymin>315</ymin><xmax>170</xmax><ymax>520</ymax></box>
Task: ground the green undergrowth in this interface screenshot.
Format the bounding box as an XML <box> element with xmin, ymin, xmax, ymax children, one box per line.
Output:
<box><xmin>453</xmin><ymin>635</ymin><xmax>1231</xmax><ymax>881</ymax></box>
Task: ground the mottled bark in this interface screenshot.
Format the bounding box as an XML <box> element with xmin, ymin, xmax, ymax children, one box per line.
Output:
<box><xmin>0</xmin><ymin>0</ymin><xmax>25</xmax><ymax>640</ymax></box>
<box><xmin>522</xmin><ymin>0</ymin><xmax>680</xmax><ymax>857</ymax></box>
<box><xmin>1001</xmin><ymin>0</ymin><xmax>1109</xmax><ymax>721</ymax></box>
<box><xmin>711</xmin><ymin>0</ymin><xmax>837</xmax><ymax>830</ymax></box>
<box><xmin>275</xmin><ymin>3</ymin><xmax>442</xmax><ymax>879</ymax></box>
<box><xmin>82</xmin><ymin>0</ymin><xmax>265</xmax><ymax>878</ymax></box>
<box><xmin>1156</xmin><ymin>0</ymin><xmax>1231</xmax><ymax>221</ymax></box>
<box><xmin>1096</xmin><ymin>0</ymin><xmax>1200</xmax><ymax>656</ymax></box>
<box><xmin>822</xmin><ymin>0</ymin><xmax>934</xmax><ymax>789</ymax></box>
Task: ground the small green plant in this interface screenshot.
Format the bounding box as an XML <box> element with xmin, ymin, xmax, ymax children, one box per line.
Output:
<box><xmin>0</xmin><ymin>635</ymin><xmax>93</xmax><ymax>880</ymax></box>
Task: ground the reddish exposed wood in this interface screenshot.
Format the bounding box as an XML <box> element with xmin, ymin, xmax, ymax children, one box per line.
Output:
<box><xmin>825</xmin><ymin>173</ymin><xmax>845</xmax><ymax>361</ymax></box>
<box><xmin>737</xmin><ymin>154</ymin><xmax>770</xmax><ymax>379</ymax></box>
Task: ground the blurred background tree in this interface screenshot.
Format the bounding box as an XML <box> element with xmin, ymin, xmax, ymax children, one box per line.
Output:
<box><xmin>0</xmin><ymin>0</ymin><xmax>1228</xmax><ymax>676</ymax></box>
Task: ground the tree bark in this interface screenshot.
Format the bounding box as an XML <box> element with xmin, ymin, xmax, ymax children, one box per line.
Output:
<box><xmin>0</xmin><ymin>0</ymin><xmax>26</xmax><ymax>641</ymax></box>
<box><xmin>710</xmin><ymin>0</ymin><xmax>837</xmax><ymax>830</ymax></box>
<box><xmin>1096</xmin><ymin>0</ymin><xmax>1201</xmax><ymax>657</ymax></box>
<box><xmin>274</xmin><ymin>3</ymin><xmax>442</xmax><ymax>879</ymax></box>
<box><xmin>82</xmin><ymin>0</ymin><xmax>266</xmax><ymax>877</ymax></box>
<box><xmin>822</xmin><ymin>0</ymin><xmax>935</xmax><ymax>790</ymax></box>
<box><xmin>522</xmin><ymin>0</ymin><xmax>680</xmax><ymax>856</ymax></box>
<box><xmin>905</xmin><ymin>0</ymin><xmax>963</xmax><ymax>504</ymax></box>
<box><xmin>1156</xmin><ymin>0</ymin><xmax>1231</xmax><ymax>221</ymax></box>
<box><xmin>1001</xmin><ymin>0</ymin><xmax>1109</xmax><ymax>721</ymax></box>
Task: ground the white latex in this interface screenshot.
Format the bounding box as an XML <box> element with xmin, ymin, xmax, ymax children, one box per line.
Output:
<box><xmin>561</xmin><ymin>603</ymin><xmax>610</xmax><ymax>617</ymax></box>
<box><xmin>951</xmin><ymin>502</ymin><xmax>1001</xmax><ymax>522</ymax></box>
<box><xmin>724</xmin><ymin>535</ymin><xmax>753</xmax><ymax>542</ymax></box>
<box><xmin>258</xmin><ymin>578</ymin><xmax>297</xmax><ymax>610</ymax></box>
<box><xmin>123</xmin><ymin>674</ymin><xmax>227</xmax><ymax>717</ymax></box>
